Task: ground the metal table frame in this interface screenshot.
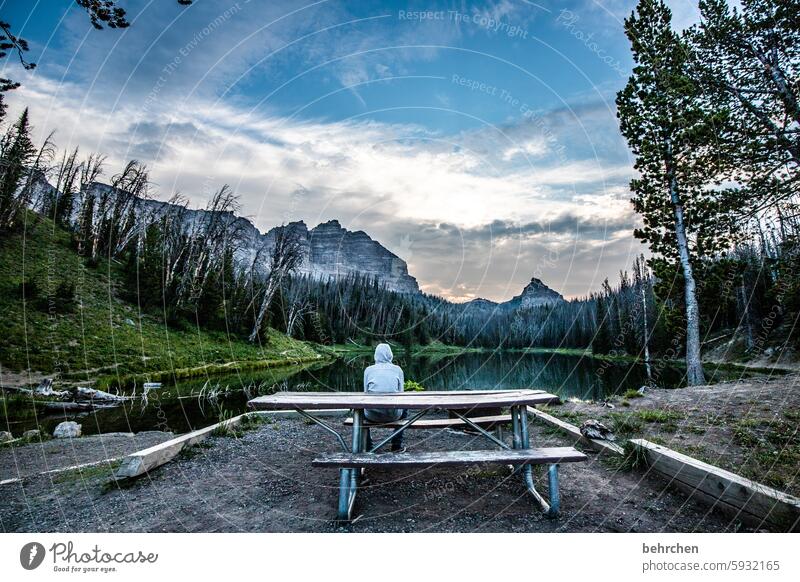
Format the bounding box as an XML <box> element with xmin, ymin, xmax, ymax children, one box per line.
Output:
<box><xmin>296</xmin><ymin>403</ymin><xmax>561</xmax><ymax>521</ymax></box>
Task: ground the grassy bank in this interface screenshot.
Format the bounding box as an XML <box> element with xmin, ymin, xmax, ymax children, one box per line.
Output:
<box><xmin>522</xmin><ymin>346</ymin><xmax>795</xmax><ymax>374</ymax></box>
<box><xmin>0</xmin><ymin>213</ymin><xmax>329</xmax><ymax>387</ymax></box>
<box><xmin>329</xmin><ymin>340</ymin><xmax>487</xmax><ymax>357</ymax></box>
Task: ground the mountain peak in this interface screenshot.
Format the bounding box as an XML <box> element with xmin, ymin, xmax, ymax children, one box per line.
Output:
<box><xmin>510</xmin><ymin>277</ymin><xmax>564</xmax><ymax>309</ymax></box>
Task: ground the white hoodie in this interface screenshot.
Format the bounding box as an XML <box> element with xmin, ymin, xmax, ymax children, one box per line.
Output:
<box><xmin>363</xmin><ymin>343</ymin><xmax>404</xmax><ymax>422</ymax></box>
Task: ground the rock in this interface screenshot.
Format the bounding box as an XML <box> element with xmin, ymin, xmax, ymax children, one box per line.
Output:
<box><xmin>124</xmin><ymin>318</ymin><xmax>135</xmax><ymax>326</ymax></box>
<box><xmin>22</xmin><ymin>429</ymin><xmax>40</xmax><ymax>439</ymax></box>
<box><xmin>53</xmin><ymin>421</ymin><xmax>81</xmax><ymax>439</ymax></box>
<box><xmin>637</xmin><ymin>386</ymin><xmax>647</xmax><ymax>395</ymax></box>
<box><xmin>580</xmin><ymin>419</ymin><xmax>616</xmax><ymax>441</ymax></box>
<box><xmin>0</xmin><ymin>431</ymin><xmax>12</xmax><ymax>443</ymax></box>
<box><xmin>263</xmin><ymin>219</ymin><xmax>420</xmax><ymax>294</ymax></box>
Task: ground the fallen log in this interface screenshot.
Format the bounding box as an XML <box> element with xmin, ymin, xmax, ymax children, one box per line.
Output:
<box><xmin>74</xmin><ymin>387</ymin><xmax>132</xmax><ymax>402</ymax></box>
<box><xmin>42</xmin><ymin>401</ymin><xmax>95</xmax><ymax>412</ymax></box>
<box><xmin>115</xmin><ymin>409</ymin><xmax>346</xmax><ymax>480</ymax></box>
<box><xmin>34</xmin><ymin>378</ymin><xmax>70</xmax><ymax>400</ymax></box>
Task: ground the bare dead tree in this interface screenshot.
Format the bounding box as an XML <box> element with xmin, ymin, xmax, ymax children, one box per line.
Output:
<box><xmin>249</xmin><ymin>225</ymin><xmax>304</xmax><ymax>342</ymax></box>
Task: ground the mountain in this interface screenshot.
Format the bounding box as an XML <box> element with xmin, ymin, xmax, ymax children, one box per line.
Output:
<box><xmin>505</xmin><ymin>277</ymin><xmax>565</xmax><ymax>309</ymax></box>
<box><xmin>34</xmin><ymin>179</ymin><xmax>420</xmax><ymax>294</ymax></box>
<box><xmin>261</xmin><ymin>219</ymin><xmax>419</xmax><ymax>293</ymax></box>
<box><xmin>459</xmin><ymin>279</ymin><xmax>564</xmax><ymax>311</ymax></box>
<box><xmin>30</xmin><ymin>177</ymin><xmax>569</xmax><ymax>301</ymax></box>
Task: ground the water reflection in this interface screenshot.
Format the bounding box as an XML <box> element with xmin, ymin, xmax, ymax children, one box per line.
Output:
<box><xmin>2</xmin><ymin>352</ymin><xmax>758</xmax><ymax>436</ymax></box>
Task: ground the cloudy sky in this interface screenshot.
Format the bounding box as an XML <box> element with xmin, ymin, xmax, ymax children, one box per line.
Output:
<box><xmin>1</xmin><ymin>0</ymin><xmax>705</xmax><ymax>301</ymax></box>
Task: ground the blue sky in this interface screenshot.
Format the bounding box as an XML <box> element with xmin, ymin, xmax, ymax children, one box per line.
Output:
<box><xmin>0</xmin><ymin>0</ymin><xmax>705</xmax><ymax>301</ymax></box>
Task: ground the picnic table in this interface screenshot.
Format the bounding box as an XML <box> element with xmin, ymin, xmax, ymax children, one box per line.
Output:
<box><xmin>248</xmin><ymin>389</ymin><xmax>587</xmax><ymax>521</ymax></box>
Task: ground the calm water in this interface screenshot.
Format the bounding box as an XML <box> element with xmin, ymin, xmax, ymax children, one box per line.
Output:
<box><xmin>2</xmin><ymin>352</ymin><xmax>761</xmax><ymax>437</ymax></box>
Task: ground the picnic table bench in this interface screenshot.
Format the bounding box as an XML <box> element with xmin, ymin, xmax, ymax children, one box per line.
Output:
<box><xmin>248</xmin><ymin>389</ymin><xmax>587</xmax><ymax>521</ymax></box>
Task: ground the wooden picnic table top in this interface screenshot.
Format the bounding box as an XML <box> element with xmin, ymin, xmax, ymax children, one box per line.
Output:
<box><xmin>247</xmin><ymin>389</ymin><xmax>558</xmax><ymax>410</ymax></box>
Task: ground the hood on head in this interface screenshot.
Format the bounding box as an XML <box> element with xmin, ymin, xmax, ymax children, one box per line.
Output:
<box><xmin>374</xmin><ymin>343</ymin><xmax>393</xmax><ymax>363</ymax></box>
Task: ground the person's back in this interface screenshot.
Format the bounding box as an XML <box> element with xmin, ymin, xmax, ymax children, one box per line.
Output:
<box><xmin>363</xmin><ymin>343</ymin><xmax>404</xmax><ymax>424</ymax></box>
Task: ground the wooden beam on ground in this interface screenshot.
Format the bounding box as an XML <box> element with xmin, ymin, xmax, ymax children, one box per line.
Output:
<box><xmin>526</xmin><ymin>406</ymin><xmax>624</xmax><ymax>456</ymax></box>
<box><xmin>630</xmin><ymin>438</ymin><xmax>800</xmax><ymax>532</ymax></box>
<box><xmin>114</xmin><ymin>409</ymin><xmax>346</xmax><ymax>480</ymax></box>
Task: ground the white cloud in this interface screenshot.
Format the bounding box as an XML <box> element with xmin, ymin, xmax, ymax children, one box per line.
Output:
<box><xmin>9</xmin><ymin>70</ymin><xmax>637</xmax><ymax>301</ymax></box>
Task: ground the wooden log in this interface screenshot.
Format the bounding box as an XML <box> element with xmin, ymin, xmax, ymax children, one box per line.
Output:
<box><xmin>114</xmin><ymin>413</ymin><xmax>251</xmax><ymax>479</ymax></box>
<box><xmin>527</xmin><ymin>406</ymin><xmax>624</xmax><ymax>456</ymax></box>
<box><xmin>74</xmin><ymin>387</ymin><xmax>132</xmax><ymax>402</ymax></box>
<box><xmin>629</xmin><ymin>438</ymin><xmax>800</xmax><ymax>532</ymax></box>
<box><xmin>114</xmin><ymin>409</ymin><xmax>346</xmax><ymax>480</ymax></box>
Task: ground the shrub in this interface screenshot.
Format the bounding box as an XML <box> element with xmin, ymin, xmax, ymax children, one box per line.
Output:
<box><xmin>404</xmin><ymin>379</ymin><xmax>426</xmax><ymax>392</ymax></box>
<box><xmin>55</xmin><ymin>280</ymin><xmax>76</xmax><ymax>310</ymax></box>
<box><xmin>18</xmin><ymin>279</ymin><xmax>39</xmax><ymax>300</ymax></box>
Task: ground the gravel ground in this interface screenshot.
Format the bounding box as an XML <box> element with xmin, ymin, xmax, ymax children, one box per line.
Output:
<box><xmin>0</xmin><ymin>415</ymin><xmax>744</xmax><ymax>533</ymax></box>
<box><xmin>0</xmin><ymin>431</ymin><xmax>173</xmax><ymax>480</ymax></box>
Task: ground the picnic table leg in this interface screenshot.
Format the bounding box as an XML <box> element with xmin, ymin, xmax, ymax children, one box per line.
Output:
<box><xmin>514</xmin><ymin>405</ymin><xmax>553</xmax><ymax>516</ymax></box>
<box><xmin>337</xmin><ymin>409</ymin><xmax>363</xmax><ymax>521</ymax></box>
<box><xmin>547</xmin><ymin>464</ymin><xmax>561</xmax><ymax>518</ymax></box>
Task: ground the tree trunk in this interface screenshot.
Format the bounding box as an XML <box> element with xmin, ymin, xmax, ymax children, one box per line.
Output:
<box><xmin>249</xmin><ymin>276</ymin><xmax>278</xmax><ymax>342</ymax></box>
<box><xmin>669</xmin><ymin>170</ymin><xmax>706</xmax><ymax>386</ymax></box>
<box><xmin>640</xmin><ymin>282</ymin><xmax>652</xmax><ymax>381</ymax></box>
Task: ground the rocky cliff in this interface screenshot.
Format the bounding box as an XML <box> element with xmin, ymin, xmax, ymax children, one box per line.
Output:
<box><xmin>261</xmin><ymin>220</ymin><xmax>419</xmax><ymax>293</ymax></box>
<box><xmin>74</xmin><ymin>182</ymin><xmax>420</xmax><ymax>294</ymax></box>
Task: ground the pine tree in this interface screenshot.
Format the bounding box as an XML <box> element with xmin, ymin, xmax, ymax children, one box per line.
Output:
<box><xmin>616</xmin><ymin>0</ymin><xmax>728</xmax><ymax>385</ymax></box>
<box><xmin>0</xmin><ymin>108</ymin><xmax>35</xmax><ymax>232</ymax></box>
<box><xmin>693</xmin><ymin>0</ymin><xmax>800</xmax><ymax>217</ymax></box>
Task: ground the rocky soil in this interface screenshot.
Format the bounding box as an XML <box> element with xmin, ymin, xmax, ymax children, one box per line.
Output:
<box><xmin>1</xmin><ymin>415</ymin><xmax>743</xmax><ymax>533</ymax></box>
<box><xmin>553</xmin><ymin>374</ymin><xmax>800</xmax><ymax>497</ymax></box>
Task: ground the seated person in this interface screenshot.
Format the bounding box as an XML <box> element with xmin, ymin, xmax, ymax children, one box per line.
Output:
<box><xmin>363</xmin><ymin>343</ymin><xmax>406</xmax><ymax>452</ymax></box>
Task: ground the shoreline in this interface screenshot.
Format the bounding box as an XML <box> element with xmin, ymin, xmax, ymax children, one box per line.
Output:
<box><xmin>4</xmin><ymin>343</ymin><xmax>795</xmax><ymax>392</ymax></box>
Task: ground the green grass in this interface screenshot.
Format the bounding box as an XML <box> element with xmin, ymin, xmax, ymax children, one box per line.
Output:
<box><xmin>52</xmin><ymin>460</ymin><xmax>122</xmax><ymax>484</ymax></box>
<box><xmin>728</xmin><ymin>415</ymin><xmax>800</xmax><ymax>491</ymax></box>
<box><xmin>0</xmin><ymin>212</ymin><xmax>329</xmax><ymax>387</ymax></box>
<box><xmin>329</xmin><ymin>340</ymin><xmax>487</xmax><ymax>357</ymax></box>
<box><xmin>608</xmin><ymin>412</ymin><xmax>645</xmax><ymax>437</ymax></box>
<box><xmin>622</xmin><ymin>389</ymin><xmax>644</xmax><ymax>399</ymax></box>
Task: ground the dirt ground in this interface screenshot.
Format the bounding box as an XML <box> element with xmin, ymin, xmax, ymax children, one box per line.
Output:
<box><xmin>554</xmin><ymin>374</ymin><xmax>800</xmax><ymax>497</ymax></box>
<box><xmin>0</xmin><ymin>432</ymin><xmax>173</xmax><ymax>481</ymax></box>
<box><xmin>1</xmin><ymin>412</ymin><xmax>749</xmax><ymax>533</ymax></box>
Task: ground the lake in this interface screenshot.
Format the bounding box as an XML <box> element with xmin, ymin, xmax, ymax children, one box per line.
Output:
<box><xmin>2</xmin><ymin>351</ymin><xmax>761</xmax><ymax>437</ymax></box>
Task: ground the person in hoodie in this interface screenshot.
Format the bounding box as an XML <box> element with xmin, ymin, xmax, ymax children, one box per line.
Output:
<box><xmin>363</xmin><ymin>343</ymin><xmax>406</xmax><ymax>452</ymax></box>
